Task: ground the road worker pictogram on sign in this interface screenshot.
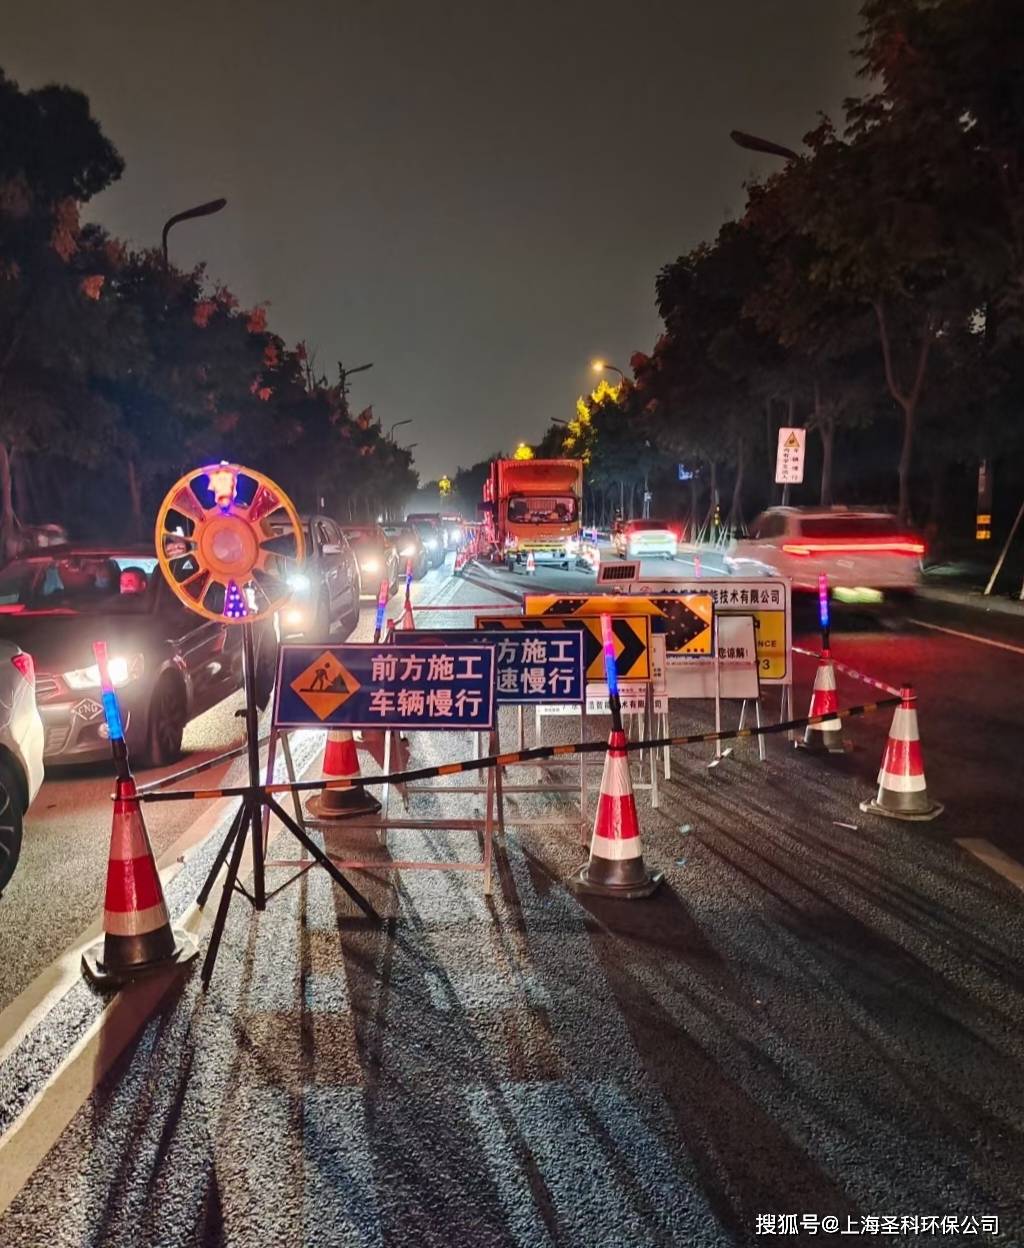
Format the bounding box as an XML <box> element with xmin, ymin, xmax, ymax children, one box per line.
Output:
<box><xmin>290</xmin><ymin>651</ymin><xmax>361</xmax><ymax>720</ymax></box>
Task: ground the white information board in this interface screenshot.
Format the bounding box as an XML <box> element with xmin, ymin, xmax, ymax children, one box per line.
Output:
<box><xmin>775</xmin><ymin>427</ymin><xmax>806</xmax><ymax>484</ymax></box>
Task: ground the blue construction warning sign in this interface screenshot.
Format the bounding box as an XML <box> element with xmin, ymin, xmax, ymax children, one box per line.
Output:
<box><xmin>274</xmin><ymin>643</ymin><xmax>496</xmax><ymax>730</ymax></box>
<box><xmin>404</xmin><ymin>629</ymin><xmax>585</xmax><ymax>705</ymax></box>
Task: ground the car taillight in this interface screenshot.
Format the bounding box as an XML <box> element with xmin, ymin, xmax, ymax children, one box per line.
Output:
<box><xmin>782</xmin><ymin>540</ymin><xmax>925</xmax><ymax>557</ymax></box>
<box><xmin>11</xmin><ymin>652</ymin><xmax>35</xmax><ymax>688</ymax></box>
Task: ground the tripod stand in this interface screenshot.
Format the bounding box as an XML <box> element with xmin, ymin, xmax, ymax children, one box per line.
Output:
<box><xmin>197</xmin><ymin>621</ymin><xmax>378</xmax><ymax>987</ymax></box>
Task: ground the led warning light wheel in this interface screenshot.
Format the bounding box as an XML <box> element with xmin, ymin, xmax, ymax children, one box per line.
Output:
<box><xmin>155</xmin><ymin>463</ymin><xmax>305</xmax><ymax>623</ymax></box>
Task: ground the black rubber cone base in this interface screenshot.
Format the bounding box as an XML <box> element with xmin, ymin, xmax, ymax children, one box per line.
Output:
<box><xmin>859</xmin><ymin>796</ymin><xmax>944</xmax><ymax>822</ymax></box>
<box><xmin>82</xmin><ymin>928</ymin><xmax>198</xmax><ymax>989</ymax></box>
<box><xmin>796</xmin><ymin>731</ymin><xmax>850</xmax><ymax>756</ymax></box>
<box><xmin>569</xmin><ymin>863</ymin><xmax>664</xmax><ymax>900</ymax></box>
<box><xmin>307</xmin><ymin>790</ymin><xmax>382</xmax><ymax>821</ymax></box>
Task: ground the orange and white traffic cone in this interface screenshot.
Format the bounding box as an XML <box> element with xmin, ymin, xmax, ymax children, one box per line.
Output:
<box><xmin>570</xmin><ymin>729</ymin><xmax>663</xmax><ymax>898</ymax></box>
<box><xmin>401</xmin><ymin>595</ymin><xmax>416</xmax><ymax>630</ymax></box>
<box><xmin>860</xmin><ymin>686</ymin><xmax>943</xmax><ymax>821</ymax></box>
<box><xmin>525</xmin><ymin>551</ymin><xmax>536</xmax><ymax>576</ymax></box>
<box><xmin>797</xmin><ymin>650</ymin><xmax>846</xmax><ymax>754</ymax></box>
<box><xmin>82</xmin><ymin>776</ymin><xmax>198</xmax><ymax>986</ymax></box>
<box><xmin>307</xmin><ymin>728</ymin><xmax>382</xmax><ymax>820</ymax></box>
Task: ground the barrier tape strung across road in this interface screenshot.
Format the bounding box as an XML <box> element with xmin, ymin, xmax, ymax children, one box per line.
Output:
<box><xmin>792</xmin><ymin>645</ymin><xmax>902</xmax><ymax>699</ymax></box>
<box><xmin>137</xmin><ymin>694</ymin><xmax>899</xmax><ymax>804</ymax></box>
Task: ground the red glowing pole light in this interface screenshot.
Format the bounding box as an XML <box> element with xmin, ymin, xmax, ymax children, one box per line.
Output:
<box><xmin>373</xmin><ymin>579</ymin><xmax>389</xmax><ymax>642</ymax></box>
<box><xmin>782</xmin><ymin>540</ymin><xmax>925</xmax><ymax>556</ymax></box>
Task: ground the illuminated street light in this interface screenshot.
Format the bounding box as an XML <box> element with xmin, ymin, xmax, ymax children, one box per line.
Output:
<box><xmin>591</xmin><ymin>359</ymin><xmax>626</xmax><ymax>383</ymax></box>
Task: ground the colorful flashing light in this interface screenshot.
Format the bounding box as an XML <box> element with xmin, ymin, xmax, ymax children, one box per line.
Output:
<box><xmin>224</xmin><ymin>580</ymin><xmax>248</xmax><ymax>620</ymax></box>
<box><xmin>92</xmin><ymin>641</ymin><xmax>125</xmax><ymax>742</ymax></box>
<box><xmin>600</xmin><ymin>613</ymin><xmax>619</xmax><ymax>699</ymax></box>
<box><xmin>818</xmin><ymin>572</ymin><xmax>830</xmax><ymax>633</ymax></box>
<box><xmin>374</xmin><ymin>579</ymin><xmax>389</xmax><ymax>640</ymax></box>
<box><xmin>405</xmin><ymin>558</ymin><xmax>414</xmax><ymax>596</ymax></box>
<box><xmin>208</xmin><ymin>464</ymin><xmax>238</xmax><ymax>511</ymax></box>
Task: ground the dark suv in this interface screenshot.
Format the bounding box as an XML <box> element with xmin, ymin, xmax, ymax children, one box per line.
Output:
<box><xmin>272</xmin><ymin>514</ymin><xmax>362</xmax><ymax>641</ymax></box>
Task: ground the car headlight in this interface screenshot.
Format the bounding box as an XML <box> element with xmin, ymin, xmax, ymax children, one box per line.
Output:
<box><xmin>361</xmin><ymin>557</ymin><xmax>381</xmax><ymax>574</ymax></box>
<box><xmin>287</xmin><ymin>572</ymin><xmax>311</xmax><ymax>593</ymax></box>
<box><xmin>451</xmin><ymin>527</ymin><xmax>462</xmax><ymax>541</ymax></box>
<box><xmin>64</xmin><ymin>653</ymin><xmax>144</xmax><ymax>690</ymax></box>
<box><xmin>283</xmin><ymin>607</ymin><xmax>308</xmax><ymax>629</ymax></box>
<box><xmin>425</xmin><ymin>538</ymin><xmax>438</xmax><ymax>550</ymax></box>
<box><xmin>400</xmin><ymin>545</ymin><xmax>417</xmax><ymax>558</ymax></box>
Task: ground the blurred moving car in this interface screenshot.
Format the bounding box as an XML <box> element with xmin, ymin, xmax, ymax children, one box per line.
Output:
<box><xmin>384</xmin><ymin>525</ymin><xmax>428</xmax><ymax>579</ymax></box>
<box><xmin>439</xmin><ymin>515</ymin><xmax>464</xmax><ymax>551</ymax></box>
<box><xmin>612</xmin><ymin>519</ymin><xmax>679</xmax><ymax>560</ymax></box>
<box><xmin>726</xmin><ymin>508</ymin><xmax>924</xmax><ymax>596</ymax></box>
<box><xmin>0</xmin><ymin>641</ymin><xmax>45</xmax><ymax>896</ymax></box>
<box><xmin>405</xmin><ymin>516</ymin><xmax>445</xmax><ymax>568</ymax></box>
<box><xmin>341</xmin><ymin>524</ymin><xmax>400</xmax><ymax>598</ymax></box>
<box><xmin>0</xmin><ymin>546</ymin><xmax>271</xmax><ymax>767</ymax></box>
<box><xmin>272</xmin><ymin>514</ymin><xmax>361</xmax><ymax>641</ymax></box>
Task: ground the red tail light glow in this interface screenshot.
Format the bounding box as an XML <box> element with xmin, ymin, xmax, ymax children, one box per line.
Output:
<box><xmin>11</xmin><ymin>652</ymin><xmax>35</xmax><ymax>687</ymax></box>
<box><xmin>782</xmin><ymin>540</ymin><xmax>925</xmax><ymax>557</ymax></box>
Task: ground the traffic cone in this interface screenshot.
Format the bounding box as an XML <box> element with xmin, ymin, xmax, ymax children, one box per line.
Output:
<box><xmin>307</xmin><ymin>728</ymin><xmax>382</xmax><ymax>820</ymax></box>
<box><xmin>401</xmin><ymin>595</ymin><xmax>416</xmax><ymax>630</ymax></box>
<box><xmin>570</xmin><ymin>729</ymin><xmax>663</xmax><ymax>899</ymax></box>
<box><xmin>860</xmin><ymin>687</ymin><xmax>943</xmax><ymax>821</ymax></box>
<box><xmin>82</xmin><ymin>776</ymin><xmax>198</xmax><ymax>986</ymax></box>
<box><xmin>526</xmin><ymin>551</ymin><xmax>536</xmax><ymax>575</ymax></box>
<box><xmin>796</xmin><ymin>650</ymin><xmax>846</xmax><ymax>754</ymax></box>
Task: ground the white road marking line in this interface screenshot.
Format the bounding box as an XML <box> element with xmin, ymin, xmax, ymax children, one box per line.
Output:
<box><xmin>956</xmin><ymin>839</ymin><xmax>1024</xmax><ymax>894</ymax></box>
<box><xmin>909</xmin><ymin>619</ymin><xmax>1024</xmax><ymax>656</ymax></box>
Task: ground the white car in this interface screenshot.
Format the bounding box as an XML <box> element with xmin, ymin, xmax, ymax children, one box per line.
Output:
<box><xmin>612</xmin><ymin>519</ymin><xmax>679</xmax><ymax>559</ymax></box>
<box><xmin>0</xmin><ymin>641</ymin><xmax>45</xmax><ymax>895</ymax></box>
<box><xmin>726</xmin><ymin>508</ymin><xmax>924</xmax><ymax>596</ymax></box>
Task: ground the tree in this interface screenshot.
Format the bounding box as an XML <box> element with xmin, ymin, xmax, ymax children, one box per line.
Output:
<box><xmin>0</xmin><ymin>69</ymin><xmax>124</xmax><ymax>552</ymax></box>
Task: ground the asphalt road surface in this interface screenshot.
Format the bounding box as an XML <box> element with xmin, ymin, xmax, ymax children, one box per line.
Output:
<box><xmin>0</xmin><ymin>549</ymin><xmax>1022</xmax><ymax>1247</ymax></box>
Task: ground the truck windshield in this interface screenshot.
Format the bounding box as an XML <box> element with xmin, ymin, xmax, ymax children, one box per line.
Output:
<box><xmin>507</xmin><ymin>496</ymin><xmax>578</xmax><ymax>524</ymax></box>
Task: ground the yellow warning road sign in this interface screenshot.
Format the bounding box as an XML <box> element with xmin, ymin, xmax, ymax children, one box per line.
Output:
<box><xmin>290</xmin><ymin>650</ymin><xmax>360</xmax><ymax>720</ymax></box>
<box><xmin>476</xmin><ymin>614</ymin><xmax>651</xmax><ymax>681</ymax></box>
<box><xmin>522</xmin><ymin>593</ymin><xmax>712</xmax><ymax>656</ymax></box>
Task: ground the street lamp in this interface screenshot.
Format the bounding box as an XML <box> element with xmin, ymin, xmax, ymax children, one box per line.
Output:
<box><xmin>551</xmin><ymin>418</ymin><xmax>569</xmax><ymax>426</ymax></box>
<box><xmin>389</xmin><ymin>419</ymin><xmax>413</xmax><ymax>440</ymax></box>
<box><xmin>729</xmin><ymin>130</ymin><xmax>800</xmax><ymax>162</ymax></box>
<box><xmin>161</xmin><ymin>198</ymin><xmax>227</xmax><ymax>265</ymax></box>
<box><xmin>591</xmin><ymin>358</ymin><xmax>626</xmax><ymax>384</ymax></box>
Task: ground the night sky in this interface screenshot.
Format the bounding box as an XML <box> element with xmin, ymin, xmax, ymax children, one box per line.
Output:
<box><xmin>6</xmin><ymin>1</ymin><xmax>860</xmax><ymax>482</ymax></box>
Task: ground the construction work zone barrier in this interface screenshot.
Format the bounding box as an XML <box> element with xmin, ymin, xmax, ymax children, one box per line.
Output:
<box><xmin>796</xmin><ymin>650</ymin><xmax>845</xmax><ymax>755</ymax></box>
<box><xmin>792</xmin><ymin>644</ymin><xmax>902</xmax><ymax>700</ymax></box>
<box><xmin>860</xmin><ymin>687</ymin><xmax>943</xmax><ymax>822</ymax></box>
<box><xmin>137</xmin><ymin>693</ymin><xmax>902</xmax><ymax>806</ymax></box>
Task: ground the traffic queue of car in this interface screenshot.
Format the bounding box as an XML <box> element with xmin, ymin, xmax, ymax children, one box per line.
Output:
<box><xmin>0</xmin><ymin>511</ymin><xmax>464</xmax><ymax>896</ymax></box>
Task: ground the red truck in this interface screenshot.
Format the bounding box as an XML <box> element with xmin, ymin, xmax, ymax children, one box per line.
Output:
<box><xmin>481</xmin><ymin>458</ymin><xmax>583</xmax><ymax>570</ymax></box>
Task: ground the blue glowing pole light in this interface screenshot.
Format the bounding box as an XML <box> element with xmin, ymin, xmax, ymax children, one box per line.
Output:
<box><xmin>405</xmin><ymin>558</ymin><xmax>414</xmax><ymax>597</ymax></box>
<box><xmin>818</xmin><ymin>572</ymin><xmax>830</xmax><ymax>640</ymax></box>
<box><xmin>92</xmin><ymin>641</ymin><xmax>125</xmax><ymax>742</ymax></box>
<box><xmin>600</xmin><ymin>613</ymin><xmax>619</xmax><ymax>699</ymax></box>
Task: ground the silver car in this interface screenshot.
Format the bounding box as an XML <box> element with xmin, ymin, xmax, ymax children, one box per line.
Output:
<box><xmin>0</xmin><ymin>641</ymin><xmax>45</xmax><ymax>895</ymax></box>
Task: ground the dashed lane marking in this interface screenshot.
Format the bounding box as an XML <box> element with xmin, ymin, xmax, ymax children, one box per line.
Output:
<box><xmin>909</xmin><ymin>619</ymin><xmax>1024</xmax><ymax>656</ymax></box>
<box><xmin>956</xmin><ymin>839</ymin><xmax>1024</xmax><ymax>895</ymax></box>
